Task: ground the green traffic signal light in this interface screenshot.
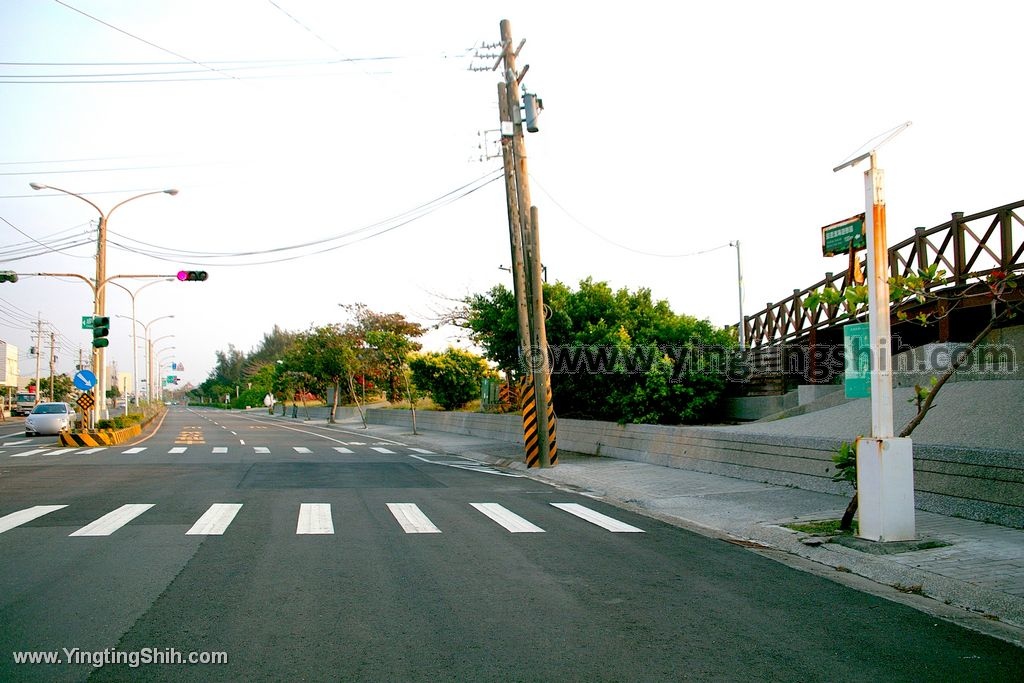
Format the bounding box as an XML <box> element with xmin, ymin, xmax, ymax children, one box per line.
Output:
<box><xmin>92</xmin><ymin>315</ymin><xmax>110</xmax><ymax>348</ymax></box>
<box><xmin>0</xmin><ymin>271</ymin><xmax>18</xmax><ymax>283</ymax></box>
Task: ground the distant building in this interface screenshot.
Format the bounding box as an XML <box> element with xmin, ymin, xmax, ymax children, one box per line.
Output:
<box><xmin>0</xmin><ymin>341</ymin><xmax>18</xmax><ymax>388</ymax></box>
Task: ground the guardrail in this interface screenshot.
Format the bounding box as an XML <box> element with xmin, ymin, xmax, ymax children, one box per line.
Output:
<box><xmin>744</xmin><ymin>200</ymin><xmax>1024</xmax><ymax>348</ymax></box>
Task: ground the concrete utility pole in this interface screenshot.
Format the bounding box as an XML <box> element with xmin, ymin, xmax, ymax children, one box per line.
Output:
<box><xmin>34</xmin><ymin>318</ymin><xmax>42</xmax><ymax>401</ymax></box>
<box><xmin>48</xmin><ymin>332</ymin><xmax>56</xmax><ymax>402</ymax></box>
<box><xmin>497</xmin><ymin>19</ymin><xmax>554</xmax><ymax>468</ymax></box>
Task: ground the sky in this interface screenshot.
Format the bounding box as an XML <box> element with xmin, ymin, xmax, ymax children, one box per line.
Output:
<box><xmin>1</xmin><ymin>1</ymin><xmax>1022</xmax><ymax>392</ymax></box>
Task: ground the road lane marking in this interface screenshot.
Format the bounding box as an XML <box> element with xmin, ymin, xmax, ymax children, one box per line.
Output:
<box><xmin>70</xmin><ymin>504</ymin><xmax>155</xmax><ymax>536</ymax></box>
<box><xmin>186</xmin><ymin>503</ymin><xmax>242</xmax><ymax>535</ymax></box>
<box><xmin>254</xmin><ymin>447</ymin><xmax>270</xmax><ymax>454</ymax></box>
<box><xmin>293</xmin><ymin>447</ymin><xmax>312</xmax><ymax>453</ymax></box>
<box><xmin>212</xmin><ymin>447</ymin><xmax>228</xmax><ymax>454</ymax></box>
<box><xmin>80</xmin><ymin>447</ymin><xmax>106</xmax><ymax>454</ymax></box>
<box><xmin>333</xmin><ymin>447</ymin><xmax>353</xmax><ymax>454</ymax></box>
<box><xmin>122</xmin><ymin>447</ymin><xmax>146</xmax><ymax>454</ymax></box>
<box><xmin>387</xmin><ymin>503</ymin><xmax>441</xmax><ymax>534</ymax></box>
<box><xmin>10</xmin><ymin>448</ymin><xmax>51</xmax><ymax>458</ymax></box>
<box><xmin>471</xmin><ymin>503</ymin><xmax>545</xmax><ymax>533</ymax></box>
<box><xmin>408</xmin><ymin>448</ymin><xmax>435</xmax><ymax>454</ymax></box>
<box><xmin>239</xmin><ymin>439</ymin><xmax>245</xmax><ymax>445</ymax></box>
<box><xmin>370</xmin><ymin>447</ymin><xmax>394</xmax><ymax>454</ymax></box>
<box><xmin>53</xmin><ymin>448</ymin><xmax>80</xmax><ymax>455</ymax></box>
<box><xmin>297</xmin><ymin>503</ymin><xmax>334</xmax><ymax>534</ymax></box>
<box><xmin>0</xmin><ymin>505</ymin><xmax>68</xmax><ymax>534</ymax></box>
<box><xmin>169</xmin><ymin>447</ymin><xmax>187</xmax><ymax>454</ymax></box>
<box><xmin>550</xmin><ymin>503</ymin><xmax>644</xmax><ymax>533</ymax></box>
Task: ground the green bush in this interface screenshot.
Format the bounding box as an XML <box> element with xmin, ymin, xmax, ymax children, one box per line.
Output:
<box><xmin>408</xmin><ymin>348</ymin><xmax>493</xmax><ymax>411</ymax></box>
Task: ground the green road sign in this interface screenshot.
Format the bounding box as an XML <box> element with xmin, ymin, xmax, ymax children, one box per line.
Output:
<box><xmin>82</xmin><ymin>315</ymin><xmax>94</xmax><ymax>329</ymax></box>
<box><xmin>822</xmin><ymin>213</ymin><xmax>866</xmax><ymax>257</ymax></box>
<box><xmin>844</xmin><ymin>322</ymin><xmax>871</xmax><ymax>398</ymax></box>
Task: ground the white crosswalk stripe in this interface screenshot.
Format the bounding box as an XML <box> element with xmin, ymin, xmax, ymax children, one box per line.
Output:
<box><xmin>80</xmin><ymin>448</ymin><xmax>106</xmax><ymax>454</ymax></box>
<box><xmin>10</xmin><ymin>448</ymin><xmax>51</xmax><ymax>458</ymax></box>
<box><xmin>0</xmin><ymin>505</ymin><xmax>67</xmax><ymax>534</ymax></box>
<box><xmin>551</xmin><ymin>503</ymin><xmax>644</xmax><ymax>533</ymax></box>
<box><xmin>122</xmin><ymin>447</ymin><xmax>146</xmax><ymax>454</ymax></box>
<box><xmin>70</xmin><ymin>504</ymin><xmax>154</xmax><ymax>537</ymax></box>
<box><xmin>387</xmin><ymin>503</ymin><xmax>441</xmax><ymax>534</ymax></box>
<box><xmin>293</xmin><ymin>447</ymin><xmax>312</xmax><ymax>454</ymax></box>
<box><xmin>333</xmin><ymin>447</ymin><xmax>353</xmax><ymax>454</ymax></box>
<box><xmin>169</xmin><ymin>447</ymin><xmax>187</xmax><ymax>454</ymax></box>
<box><xmin>253</xmin><ymin>447</ymin><xmax>270</xmax><ymax>454</ymax></box>
<box><xmin>370</xmin><ymin>447</ymin><xmax>394</xmax><ymax>454</ymax></box>
<box><xmin>408</xmin><ymin>448</ymin><xmax>434</xmax><ymax>454</ymax></box>
<box><xmin>212</xmin><ymin>447</ymin><xmax>228</xmax><ymax>454</ymax></box>
<box><xmin>471</xmin><ymin>503</ymin><xmax>545</xmax><ymax>533</ymax></box>
<box><xmin>187</xmin><ymin>503</ymin><xmax>242</xmax><ymax>535</ymax></box>
<box><xmin>296</xmin><ymin>503</ymin><xmax>334</xmax><ymax>534</ymax></box>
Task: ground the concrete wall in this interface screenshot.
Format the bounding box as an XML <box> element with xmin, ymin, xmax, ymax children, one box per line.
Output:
<box><xmin>367</xmin><ymin>409</ymin><xmax>1024</xmax><ymax>528</ymax></box>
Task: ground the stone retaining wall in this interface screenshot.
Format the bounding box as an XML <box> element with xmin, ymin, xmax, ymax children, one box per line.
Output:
<box><xmin>367</xmin><ymin>409</ymin><xmax>1024</xmax><ymax>528</ymax></box>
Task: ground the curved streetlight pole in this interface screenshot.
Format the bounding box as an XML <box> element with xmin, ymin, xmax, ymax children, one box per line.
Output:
<box><xmin>144</xmin><ymin>318</ymin><xmax>175</xmax><ymax>403</ymax></box>
<box><xmin>29</xmin><ymin>183</ymin><xmax>177</xmax><ymax>420</ymax></box>
<box><xmin>109</xmin><ymin>279</ymin><xmax>174</xmax><ymax>410</ymax></box>
<box><xmin>155</xmin><ymin>347</ymin><xmax>176</xmax><ymax>403</ymax></box>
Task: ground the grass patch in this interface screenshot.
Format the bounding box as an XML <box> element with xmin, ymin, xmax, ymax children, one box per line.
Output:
<box><xmin>785</xmin><ymin>519</ymin><xmax>856</xmax><ymax>536</ymax></box>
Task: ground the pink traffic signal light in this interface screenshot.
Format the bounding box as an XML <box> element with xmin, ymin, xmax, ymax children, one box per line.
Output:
<box><xmin>177</xmin><ymin>270</ymin><xmax>208</xmax><ymax>281</ymax></box>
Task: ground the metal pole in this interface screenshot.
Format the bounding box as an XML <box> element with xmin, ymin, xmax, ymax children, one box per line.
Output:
<box><xmin>864</xmin><ymin>152</ymin><xmax>894</xmax><ymax>437</ymax></box>
<box><xmin>730</xmin><ymin>240</ymin><xmax>746</xmax><ymax>350</ymax></box>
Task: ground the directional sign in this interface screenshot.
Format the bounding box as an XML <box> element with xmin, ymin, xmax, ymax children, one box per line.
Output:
<box><xmin>822</xmin><ymin>213</ymin><xmax>866</xmax><ymax>257</ymax></box>
<box><xmin>82</xmin><ymin>315</ymin><xmax>94</xmax><ymax>329</ymax></box>
<box><xmin>73</xmin><ymin>369</ymin><xmax>98</xmax><ymax>391</ymax></box>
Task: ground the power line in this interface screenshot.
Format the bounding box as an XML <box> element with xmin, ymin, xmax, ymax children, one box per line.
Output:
<box><xmin>529</xmin><ymin>174</ymin><xmax>732</xmax><ymax>259</ymax></box>
<box><xmin>52</xmin><ymin>0</ymin><xmax>238</xmax><ymax>81</ymax></box>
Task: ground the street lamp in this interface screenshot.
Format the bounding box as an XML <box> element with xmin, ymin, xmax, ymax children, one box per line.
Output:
<box><xmin>110</xmin><ymin>278</ymin><xmax>174</xmax><ymax>410</ymax></box>
<box><xmin>144</xmin><ymin>317</ymin><xmax>175</xmax><ymax>403</ymax></box>
<box><xmin>156</xmin><ymin>346</ymin><xmax>176</xmax><ymax>402</ymax></box>
<box><xmin>29</xmin><ymin>183</ymin><xmax>178</xmax><ymax>421</ymax></box>
<box><xmin>833</xmin><ymin>121</ymin><xmax>914</xmax><ymax>542</ymax></box>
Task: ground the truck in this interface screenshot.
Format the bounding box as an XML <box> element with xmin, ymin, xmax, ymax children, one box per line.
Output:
<box><xmin>12</xmin><ymin>391</ymin><xmax>37</xmax><ymax>417</ymax></box>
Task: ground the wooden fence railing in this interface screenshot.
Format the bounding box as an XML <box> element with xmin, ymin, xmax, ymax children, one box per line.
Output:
<box><xmin>744</xmin><ymin>199</ymin><xmax>1024</xmax><ymax>348</ymax></box>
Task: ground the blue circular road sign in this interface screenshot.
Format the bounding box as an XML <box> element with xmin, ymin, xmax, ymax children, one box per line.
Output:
<box><xmin>73</xmin><ymin>369</ymin><xmax>98</xmax><ymax>391</ymax></box>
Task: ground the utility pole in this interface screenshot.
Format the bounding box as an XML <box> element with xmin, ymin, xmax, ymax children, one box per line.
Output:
<box><xmin>34</xmin><ymin>318</ymin><xmax>42</xmax><ymax>400</ymax></box>
<box><xmin>48</xmin><ymin>332</ymin><xmax>56</xmax><ymax>402</ymax></box>
<box><xmin>497</xmin><ymin>19</ymin><xmax>555</xmax><ymax>468</ymax></box>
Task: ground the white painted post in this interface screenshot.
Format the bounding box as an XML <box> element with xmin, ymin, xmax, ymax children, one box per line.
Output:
<box><xmin>856</xmin><ymin>150</ymin><xmax>915</xmax><ymax>541</ymax></box>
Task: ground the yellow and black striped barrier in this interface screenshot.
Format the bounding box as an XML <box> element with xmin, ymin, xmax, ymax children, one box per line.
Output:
<box><xmin>521</xmin><ymin>377</ymin><xmax>557</xmax><ymax>468</ymax></box>
<box><xmin>59</xmin><ymin>424</ymin><xmax>142</xmax><ymax>447</ymax></box>
<box><xmin>545</xmin><ymin>379</ymin><xmax>557</xmax><ymax>466</ymax></box>
<box><xmin>521</xmin><ymin>382</ymin><xmax>541</xmax><ymax>468</ymax></box>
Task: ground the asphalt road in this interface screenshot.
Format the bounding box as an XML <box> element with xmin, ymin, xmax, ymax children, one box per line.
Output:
<box><xmin>1</xmin><ymin>406</ymin><xmax>1022</xmax><ymax>682</ymax></box>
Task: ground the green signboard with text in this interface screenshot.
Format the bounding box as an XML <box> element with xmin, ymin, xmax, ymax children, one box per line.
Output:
<box><xmin>844</xmin><ymin>322</ymin><xmax>871</xmax><ymax>398</ymax></box>
<box><xmin>822</xmin><ymin>213</ymin><xmax>866</xmax><ymax>257</ymax></box>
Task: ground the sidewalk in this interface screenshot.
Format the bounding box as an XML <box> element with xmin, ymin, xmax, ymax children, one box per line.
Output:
<box><xmin>314</xmin><ymin>415</ymin><xmax>1024</xmax><ymax>645</ymax></box>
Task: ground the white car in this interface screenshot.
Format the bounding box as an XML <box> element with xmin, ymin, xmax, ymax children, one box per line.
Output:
<box><xmin>25</xmin><ymin>402</ymin><xmax>78</xmax><ymax>436</ymax></box>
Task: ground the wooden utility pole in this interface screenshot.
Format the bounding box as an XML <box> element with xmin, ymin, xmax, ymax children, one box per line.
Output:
<box><xmin>497</xmin><ymin>19</ymin><xmax>555</xmax><ymax>468</ymax></box>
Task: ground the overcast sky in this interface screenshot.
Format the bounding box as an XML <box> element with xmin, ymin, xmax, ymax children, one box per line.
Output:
<box><xmin>2</xmin><ymin>1</ymin><xmax>1022</xmax><ymax>390</ymax></box>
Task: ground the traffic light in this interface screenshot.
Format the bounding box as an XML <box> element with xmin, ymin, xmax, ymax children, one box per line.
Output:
<box><xmin>0</xmin><ymin>271</ymin><xmax>18</xmax><ymax>283</ymax></box>
<box><xmin>92</xmin><ymin>315</ymin><xmax>110</xmax><ymax>348</ymax></box>
<box><xmin>177</xmin><ymin>270</ymin><xmax>208</xmax><ymax>281</ymax></box>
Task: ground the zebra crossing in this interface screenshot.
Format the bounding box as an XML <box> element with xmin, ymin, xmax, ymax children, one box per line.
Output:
<box><xmin>0</xmin><ymin>501</ymin><xmax>644</xmax><ymax>537</ymax></box>
<box><xmin>2</xmin><ymin>445</ymin><xmax>438</xmax><ymax>458</ymax></box>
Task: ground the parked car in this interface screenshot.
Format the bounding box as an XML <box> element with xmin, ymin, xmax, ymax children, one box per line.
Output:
<box><xmin>24</xmin><ymin>402</ymin><xmax>78</xmax><ymax>436</ymax></box>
